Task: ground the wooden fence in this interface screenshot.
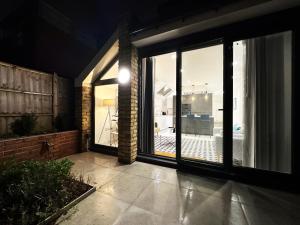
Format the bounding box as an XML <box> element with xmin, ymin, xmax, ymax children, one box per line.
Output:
<box><xmin>0</xmin><ymin>61</ymin><xmax>74</xmax><ymax>135</ymax></box>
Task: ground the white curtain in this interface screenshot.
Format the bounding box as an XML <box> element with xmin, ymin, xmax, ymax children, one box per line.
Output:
<box><xmin>243</xmin><ymin>31</ymin><xmax>292</xmax><ymax>173</ymax></box>
<box><xmin>243</xmin><ymin>39</ymin><xmax>256</xmax><ymax>168</ymax></box>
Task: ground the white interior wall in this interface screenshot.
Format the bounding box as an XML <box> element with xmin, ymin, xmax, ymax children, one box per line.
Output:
<box><xmin>153</xmin><ymin>45</ymin><xmax>227</xmax><ymax>125</ymax></box>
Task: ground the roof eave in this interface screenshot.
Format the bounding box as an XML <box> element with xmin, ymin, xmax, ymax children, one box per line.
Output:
<box><xmin>75</xmin><ymin>29</ymin><xmax>119</xmax><ymax>87</ymax></box>
<box><xmin>131</xmin><ymin>0</ymin><xmax>300</xmax><ymax>48</ymax></box>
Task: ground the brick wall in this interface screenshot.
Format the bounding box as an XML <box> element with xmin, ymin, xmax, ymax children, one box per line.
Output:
<box><xmin>118</xmin><ymin>19</ymin><xmax>138</xmax><ymax>163</ymax></box>
<box><xmin>73</xmin><ymin>19</ymin><xmax>138</xmax><ymax>164</ymax></box>
<box><xmin>0</xmin><ymin>130</ymin><xmax>80</xmax><ymax>162</ymax></box>
<box><xmin>75</xmin><ymin>86</ymin><xmax>92</xmax><ymax>152</ymax></box>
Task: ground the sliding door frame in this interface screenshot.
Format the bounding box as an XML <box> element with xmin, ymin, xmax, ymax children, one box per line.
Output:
<box><xmin>137</xmin><ymin>7</ymin><xmax>298</xmax><ymax>189</ymax></box>
<box><xmin>138</xmin><ymin>39</ymin><xmax>232</xmax><ymax>171</ymax></box>
<box><xmin>225</xmin><ymin>31</ymin><xmax>296</xmax><ymax>185</ymax></box>
<box><xmin>176</xmin><ymin>39</ymin><xmax>229</xmax><ymax>171</ymax></box>
<box><xmin>138</xmin><ymin>53</ymin><xmax>177</xmax><ymax>162</ymax></box>
<box><xmin>90</xmin><ymin>55</ymin><xmax>119</xmax><ymax>156</ymax></box>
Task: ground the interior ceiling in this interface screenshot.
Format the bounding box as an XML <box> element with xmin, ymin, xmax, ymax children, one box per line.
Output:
<box><xmin>154</xmin><ymin>44</ymin><xmax>224</xmax><ymax>94</ymax></box>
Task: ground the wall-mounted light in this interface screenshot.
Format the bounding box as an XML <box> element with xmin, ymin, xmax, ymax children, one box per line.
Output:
<box><xmin>118</xmin><ymin>67</ymin><xmax>130</xmax><ymax>84</ymax></box>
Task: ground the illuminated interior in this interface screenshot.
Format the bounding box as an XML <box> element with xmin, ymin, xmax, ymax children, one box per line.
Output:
<box><xmin>94</xmin><ymin>61</ymin><xmax>119</xmax><ymax>148</ymax></box>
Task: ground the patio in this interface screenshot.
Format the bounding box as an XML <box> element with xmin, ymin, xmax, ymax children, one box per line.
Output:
<box><xmin>57</xmin><ymin>152</ymin><xmax>300</xmax><ymax>225</ymax></box>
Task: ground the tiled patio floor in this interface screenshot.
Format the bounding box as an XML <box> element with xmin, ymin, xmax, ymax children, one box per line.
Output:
<box><xmin>57</xmin><ymin>152</ymin><xmax>300</xmax><ymax>225</ymax></box>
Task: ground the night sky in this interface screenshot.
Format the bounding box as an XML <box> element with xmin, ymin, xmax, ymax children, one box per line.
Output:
<box><xmin>40</xmin><ymin>0</ymin><xmax>171</xmax><ymax>48</ymax></box>
<box><xmin>0</xmin><ymin>0</ymin><xmax>237</xmax><ymax>78</ymax></box>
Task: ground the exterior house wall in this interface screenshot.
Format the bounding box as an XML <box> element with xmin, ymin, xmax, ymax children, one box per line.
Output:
<box><xmin>75</xmin><ymin>86</ymin><xmax>92</xmax><ymax>152</ymax></box>
<box><xmin>118</xmin><ymin>19</ymin><xmax>138</xmax><ymax>163</ymax></box>
<box><xmin>75</xmin><ymin>19</ymin><xmax>138</xmax><ymax>163</ymax></box>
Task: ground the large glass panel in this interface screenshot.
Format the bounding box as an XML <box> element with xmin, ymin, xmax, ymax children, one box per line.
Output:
<box><xmin>153</xmin><ymin>52</ymin><xmax>177</xmax><ymax>157</ymax></box>
<box><xmin>94</xmin><ymin>84</ymin><xmax>118</xmax><ymax>147</ymax></box>
<box><xmin>233</xmin><ymin>31</ymin><xmax>292</xmax><ymax>173</ymax></box>
<box><xmin>181</xmin><ymin>44</ymin><xmax>223</xmax><ymax>163</ymax></box>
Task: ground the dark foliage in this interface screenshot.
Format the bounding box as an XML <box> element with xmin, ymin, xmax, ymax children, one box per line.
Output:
<box><xmin>54</xmin><ymin>114</ymin><xmax>64</xmax><ymax>132</ymax></box>
<box><xmin>10</xmin><ymin>113</ymin><xmax>37</xmax><ymax>136</ymax></box>
<box><xmin>54</xmin><ymin>114</ymin><xmax>71</xmax><ymax>132</ymax></box>
<box><xmin>0</xmin><ymin>159</ymin><xmax>91</xmax><ymax>225</ymax></box>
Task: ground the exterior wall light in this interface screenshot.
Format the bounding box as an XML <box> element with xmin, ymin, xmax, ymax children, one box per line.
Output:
<box><xmin>118</xmin><ymin>67</ymin><xmax>130</xmax><ymax>84</ymax></box>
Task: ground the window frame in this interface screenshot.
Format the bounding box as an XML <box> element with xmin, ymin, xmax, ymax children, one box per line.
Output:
<box><xmin>91</xmin><ymin>55</ymin><xmax>119</xmax><ymax>155</ymax></box>
<box><xmin>137</xmin><ymin>8</ymin><xmax>297</xmax><ymax>189</ymax></box>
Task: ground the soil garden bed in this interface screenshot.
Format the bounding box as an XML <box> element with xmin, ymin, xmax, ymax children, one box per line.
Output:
<box><xmin>0</xmin><ymin>158</ymin><xmax>94</xmax><ymax>225</ymax></box>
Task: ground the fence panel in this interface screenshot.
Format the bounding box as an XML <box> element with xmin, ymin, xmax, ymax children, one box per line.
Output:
<box><xmin>0</xmin><ymin>62</ymin><xmax>73</xmax><ymax>135</ymax></box>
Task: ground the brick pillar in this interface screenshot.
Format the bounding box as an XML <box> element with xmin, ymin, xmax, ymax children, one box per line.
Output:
<box><xmin>75</xmin><ymin>86</ymin><xmax>92</xmax><ymax>152</ymax></box>
<box><xmin>118</xmin><ymin>20</ymin><xmax>138</xmax><ymax>164</ymax></box>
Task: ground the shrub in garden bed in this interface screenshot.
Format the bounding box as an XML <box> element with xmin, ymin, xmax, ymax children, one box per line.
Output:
<box><xmin>0</xmin><ymin>159</ymin><xmax>92</xmax><ymax>225</ymax></box>
<box><xmin>10</xmin><ymin>113</ymin><xmax>37</xmax><ymax>136</ymax></box>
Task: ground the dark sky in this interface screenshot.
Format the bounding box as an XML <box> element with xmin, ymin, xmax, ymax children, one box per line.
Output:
<box><xmin>42</xmin><ymin>0</ymin><xmax>168</xmax><ymax>48</ymax></box>
<box><xmin>43</xmin><ymin>0</ymin><xmax>232</xmax><ymax>47</ymax></box>
<box><xmin>0</xmin><ymin>0</ymin><xmax>237</xmax><ymax>78</ymax></box>
<box><xmin>0</xmin><ymin>0</ymin><xmax>170</xmax><ymax>77</ymax></box>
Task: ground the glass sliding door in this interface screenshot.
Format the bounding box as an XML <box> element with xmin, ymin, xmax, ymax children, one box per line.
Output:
<box><xmin>93</xmin><ymin>58</ymin><xmax>119</xmax><ymax>150</ymax></box>
<box><xmin>232</xmin><ymin>31</ymin><xmax>292</xmax><ymax>173</ymax></box>
<box><xmin>153</xmin><ymin>52</ymin><xmax>177</xmax><ymax>158</ymax></box>
<box><xmin>180</xmin><ymin>44</ymin><xmax>224</xmax><ymax>163</ymax></box>
<box><xmin>94</xmin><ymin>84</ymin><xmax>118</xmax><ymax>147</ymax></box>
<box><xmin>140</xmin><ymin>52</ymin><xmax>177</xmax><ymax>158</ymax></box>
<box><xmin>138</xmin><ymin>27</ymin><xmax>294</xmax><ymax>188</ymax></box>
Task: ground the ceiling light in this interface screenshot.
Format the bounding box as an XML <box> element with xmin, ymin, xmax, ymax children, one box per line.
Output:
<box><xmin>204</xmin><ymin>94</ymin><xmax>208</xmax><ymax>101</ymax></box>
